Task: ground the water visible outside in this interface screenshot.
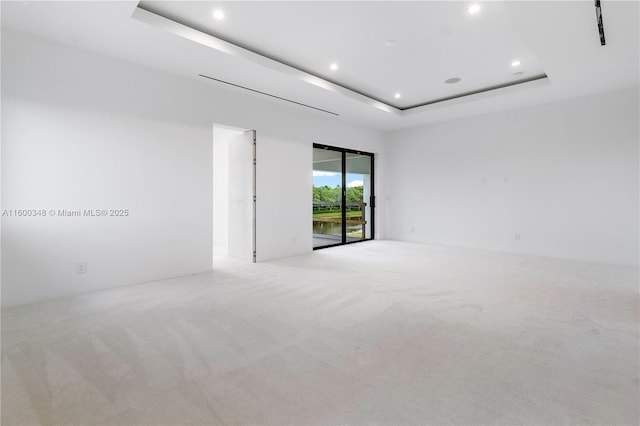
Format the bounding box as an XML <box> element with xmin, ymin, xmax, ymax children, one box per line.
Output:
<box><xmin>312</xmin><ymin>202</ymin><xmax>364</xmax><ymax>239</ymax></box>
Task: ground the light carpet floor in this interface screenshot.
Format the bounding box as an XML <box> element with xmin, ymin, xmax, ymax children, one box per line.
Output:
<box><xmin>2</xmin><ymin>240</ymin><xmax>639</xmax><ymax>425</ymax></box>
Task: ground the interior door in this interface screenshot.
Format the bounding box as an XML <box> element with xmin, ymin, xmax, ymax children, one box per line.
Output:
<box><xmin>228</xmin><ymin>130</ymin><xmax>256</xmax><ymax>262</ymax></box>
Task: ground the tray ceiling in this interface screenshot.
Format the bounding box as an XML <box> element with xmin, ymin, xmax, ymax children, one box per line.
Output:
<box><xmin>136</xmin><ymin>1</ymin><xmax>548</xmax><ymax>113</ymax></box>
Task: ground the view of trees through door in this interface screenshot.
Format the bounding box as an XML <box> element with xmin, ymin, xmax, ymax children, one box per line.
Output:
<box><xmin>312</xmin><ymin>144</ymin><xmax>374</xmax><ymax>249</ymax></box>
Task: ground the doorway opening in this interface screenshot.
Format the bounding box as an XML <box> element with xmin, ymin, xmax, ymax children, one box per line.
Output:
<box><xmin>312</xmin><ymin>143</ymin><xmax>375</xmax><ymax>249</ymax></box>
<box><xmin>213</xmin><ymin>124</ymin><xmax>256</xmax><ymax>262</ymax></box>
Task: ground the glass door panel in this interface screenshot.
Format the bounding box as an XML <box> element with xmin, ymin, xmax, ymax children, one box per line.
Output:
<box><xmin>345</xmin><ymin>152</ymin><xmax>372</xmax><ymax>242</ymax></box>
<box><xmin>313</xmin><ymin>147</ymin><xmax>343</xmax><ymax>248</ymax></box>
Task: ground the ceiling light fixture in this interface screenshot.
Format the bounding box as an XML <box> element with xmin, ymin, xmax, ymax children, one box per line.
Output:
<box><xmin>394</xmin><ymin>93</ymin><xmax>402</xmax><ymax>99</ymax></box>
<box><xmin>329</xmin><ymin>63</ymin><xmax>339</xmax><ymax>71</ymax></box>
<box><xmin>511</xmin><ymin>60</ymin><xmax>521</xmax><ymax>67</ymax></box>
<box><xmin>445</xmin><ymin>77</ymin><xmax>462</xmax><ymax>84</ymax></box>
<box><xmin>468</xmin><ymin>4</ymin><xmax>481</xmax><ymax>14</ymax></box>
<box><xmin>212</xmin><ymin>9</ymin><xmax>225</xmax><ymax>20</ymax></box>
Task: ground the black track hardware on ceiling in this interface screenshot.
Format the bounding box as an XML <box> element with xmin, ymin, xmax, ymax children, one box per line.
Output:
<box><xmin>595</xmin><ymin>0</ymin><xmax>606</xmax><ymax>46</ymax></box>
<box><xmin>198</xmin><ymin>74</ymin><xmax>340</xmax><ymax>116</ymax></box>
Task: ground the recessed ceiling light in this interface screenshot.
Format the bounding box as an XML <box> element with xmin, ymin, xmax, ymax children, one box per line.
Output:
<box><xmin>468</xmin><ymin>4</ymin><xmax>481</xmax><ymax>14</ymax></box>
<box><xmin>394</xmin><ymin>93</ymin><xmax>402</xmax><ymax>99</ymax></box>
<box><xmin>212</xmin><ymin>9</ymin><xmax>225</xmax><ymax>20</ymax></box>
<box><xmin>511</xmin><ymin>60</ymin><xmax>521</xmax><ymax>67</ymax></box>
<box><xmin>384</xmin><ymin>39</ymin><xmax>397</xmax><ymax>47</ymax></box>
<box><xmin>329</xmin><ymin>63</ymin><xmax>339</xmax><ymax>71</ymax></box>
<box><xmin>445</xmin><ymin>77</ymin><xmax>462</xmax><ymax>84</ymax></box>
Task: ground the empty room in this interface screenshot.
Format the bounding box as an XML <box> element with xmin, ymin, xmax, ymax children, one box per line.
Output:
<box><xmin>1</xmin><ymin>1</ymin><xmax>638</xmax><ymax>425</ymax></box>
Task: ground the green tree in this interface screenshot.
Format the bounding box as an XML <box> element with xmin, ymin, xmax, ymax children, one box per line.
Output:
<box><xmin>314</xmin><ymin>185</ymin><xmax>364</xmax><ymax>203</ymax></box>
<box><xmin>312</xmin><ymin>185</ymin><xmax>340</xmax><ymax>202</ymax></box>
<box><xmin>346</xmin><ymin>186</ymin><xmax>364</xmax><ymax>203</ymax></box>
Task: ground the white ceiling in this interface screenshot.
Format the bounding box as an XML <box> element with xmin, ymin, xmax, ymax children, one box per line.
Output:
<box><xmin>1</xmin><ymin>1</ymin><xmax>638</xmax><ymax>131</ymax></box>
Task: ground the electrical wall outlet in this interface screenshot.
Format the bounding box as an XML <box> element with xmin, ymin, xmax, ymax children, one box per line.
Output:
<box><xmin>76</xmin><ymin>262</ymin><xmax>87</xmax><ymax>274</ymax></box>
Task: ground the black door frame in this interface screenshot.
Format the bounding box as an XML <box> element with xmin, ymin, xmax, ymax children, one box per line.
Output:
<box><xmin>313</xmin><ymin>143</ymin><xmax>375</xmax><ymax>250</ymax></box>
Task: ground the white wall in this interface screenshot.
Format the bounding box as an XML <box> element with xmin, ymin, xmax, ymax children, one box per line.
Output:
<box><xmin>386</xmin><ymin>88</ymin><xmax>639</xmax><ymax>266</ymax></box>
<box><xmin>1</xmin><ymin>30</ymin><xmax>386</xmax><ymax>306</ymax></box>
<box><xmin>256</xmin><ymin>135</ymin><xmax>311</xmax><ymax>261</ymax></box>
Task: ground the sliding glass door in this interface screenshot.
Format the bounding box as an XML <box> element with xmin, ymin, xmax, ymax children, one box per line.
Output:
<box><xmin>312</xmin><ymin>144</ymin><xmax>374</xmax><ymax>249</ymax></box>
